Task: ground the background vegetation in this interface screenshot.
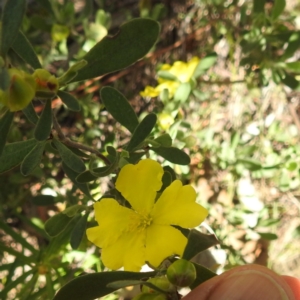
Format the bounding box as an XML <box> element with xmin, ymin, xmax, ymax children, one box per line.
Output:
<box><xmin>1</xmin><ymin>0</ymin><xmax>300</xmax><ymax>299</ymax></box>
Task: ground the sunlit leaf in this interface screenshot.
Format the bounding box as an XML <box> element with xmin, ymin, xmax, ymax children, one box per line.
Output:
<box><xmin>271</xmin><ymin>0</ymin><xmax>286</xmax><ymax>20</ymax></box>
<box><xmin>151</xmin><ymin>146</ymin><xmax>190</xmax><ymax>165</ymax></box>
<box><xmin>127</xmin><ymin>113</ymin><xmax>157</xmax><ymax>151</ymax></box>
<box><xmin>72</xmin><ymin>18</ymin><xmax>160</xmax><ymax>82</ymax></box>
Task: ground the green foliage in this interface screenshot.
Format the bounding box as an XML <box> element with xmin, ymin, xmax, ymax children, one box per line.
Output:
<box><xmin>1</xmin><ymin>0</ymin><xmax>300</xmax><ymax>298</ymax></box>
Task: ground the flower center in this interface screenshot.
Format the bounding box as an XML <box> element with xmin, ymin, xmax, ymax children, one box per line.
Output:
<box><xmin>129</xmin><ymin>211</ymin><xmax>153</xmax><ymax>232</ymax></box>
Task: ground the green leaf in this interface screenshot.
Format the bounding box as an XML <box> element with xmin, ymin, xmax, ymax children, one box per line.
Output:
<box><xmin>285</xmin><ymin>62</ymin><xmax>300</xmax><ymax>73</ymax></box>
<box><xmin>62</xmin><ymin>162</ymin><xmax>91</xmax><ymax>197</ymax></box>
<box><xmin>57</xmin><ymin>90</ymin><xmax>81</xmax><ymax>111</ymax></box>
<box><xmin>271</xmin><ymin>0</ymin><xmax>286</xmax><ymax>20</ymax></box>
<box><xmin>44</xmin><ymin>212</ymin><xmax>74</xmax><ymax>237</ymax></box>
<box><xmin>236</xmin><ymin>158</ymin><xmax>262</xmax><ymax>171</ymax></box>
<box><xmin>62</xmin><ymin>204</ymin><xmax>85</xmax><ymax>217</ymax></box>
<box><xmin>76</xmin><ymin>170</ymin><xmax>97</xmax><ymax>183</ymax></box>
<box><xmin>11</xmin><ymin>31</ymin><xmax>42</xmax><ymax>69</ymax></box>
<box><xmin>31</xmin><ymin>195</ymin><xmax>56</xmax><ymax>206</ymax></box>
<box><xmin>127</xmin><ymin>113</ymin><xmax>157</xmax><ymax>151</ymax></box>
<box><xmin>0</xmin><ymin>67</ymin><xmax>10</xmax><ymax>90</ymax></box>
<box><xmin>101</xmin><ymin>87</ymin><xmax>139</xmax><ymax>133</ymax></box>
<box><xmin>183</xmin><ymin>230</ymin><xmax>219</xmax><ymax>261</ymax></box>
<box><xmin>70</xmin><ymin>213</ymin><xmax>88</xmax><ymax>249</ymax></box>
<box><xmin>193</xmin><ymin>53</ymin><xmax>217</xmax><ymax>78</ymax></box>
<box><xmin>257</xmin><ymin>232</ymin><xmax>278</xmax><ymax>240</ymax></box>
<box><xmin>0</xmin><ymin>139</ymin><xmax>37</xmax><ymax>174</ymax></box>
<box><xmin>253</xmin><ymin>0</ymin><xmax>266</xmax><ymax>14</ymax></box>
<box><xmin>281</xmin><ymin>72</ymin><xmax>300</xmax><ymax>90</ymax></box>
<box><xmin>282</xmin><ymin>33</ymin><xmax>300</xmax><ymax>60</ymax></box>
<box><xmin>34</xmin><ymin>100</ymin><xmax>52</xmax><ymax>141</ymax></box>
<box><xmin>71</xmin><ymin>18</ymin><xmax>160</xmax><ymax>82</ymax></box>
<box><xmin>22</xmin><ymin>102</ymin><xmax>39</xmax><ymax>124</ymax></box>
<box><xmin>0</xmin><ymin>0</ymin><xmax>27</xmax><ymax>56</ymax></box>
<box><xmin>190</xmin><ymin>263</ymin><xmax>217</xmax><ymax>289</ymax></box>
<box><xmin>174</xmin><ymin>82</ymin><xmax>191</xmax><ymax>103</ymax></box>
<box><xmin>154</xmin><ymin>134</ymin><xmax>172</xmax><ymax>147</ymax></box>
<box><xmin>0</xmin><ymin>110</ymin><xmax>14</xmax><ymax>156</ymax></box>
<box><xmin>159</xmin><ymin>171</ymin><xmax>172</xmax><ymax>192</ymax></box>
<box><xmin>151</xmin><ymin>146</ymin><xmax>190</xmax><ymax>165</ymax></box>
<box><xmin>53</xmin><ymin>271</ymin><xmax>156</xmax><ymax>300</ymax></box>
<box><xmin>20</xmin><ymin>141</ymin><xmax>45</xmax><ymax>176</ymax></box>
<box><xmin>53</xmin><ymin>139</ymin><xmax>86</xmax><ymax>173</ymax></box>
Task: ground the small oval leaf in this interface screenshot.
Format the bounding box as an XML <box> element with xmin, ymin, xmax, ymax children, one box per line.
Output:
<box><xmin>44</xmin><ymin>212</ymin><xmax>74</xmax><ymax>237</ymax></box>
<box><xmin>1</xmin><ymin>0</ymin><xmax>26</xmax><ymax>56</ymax></box>
<box><xmin>70</xmin><ymin>213</ymin><xmax>88</xmax><ymax>249</ymax></box>
<box><xmin>53</xmin><ymin>139</ymin><xmax>86</xmax><ymax>173</ymax></box>
<box><xmin>0</xmin><ymin>139</ymin><xmax>37</xmax><ymax>174</ymax></box>
<box><xmin>12</xmin><ymin>31</ymin><xmax>42</xmax><ymax>69</ymax></box>
<box><xmin>0</xmin><ymin>110</ymin><xmax>14</xmax><ymax>156</ymax></box>
<box><xmin>57</xmin><ymin>90</ymin><xmax>81</xmax><ymax>111</ymax></box>
<box><xmin>101</xmin><ymin>87</ymin><xmax>139</xmax><ymax>133</ymax></box>
<box><xmin>183</xmin><ymin>230</ymin><xmax>219</xmax><ymax>261</ymax></box>
<box><xmin>127</xmin><ymin>113</ymin><xmax>157</xmax><ymax>151</ymax></box>
<box><xmin>34</xmin><ymin>100</ymin><xmax>52</xmax><ymax>141</ymax></box>
<box><xmin>53</xmin><ymin>271</ymin><xmax>156</xmax><ymax>300</ymax></box>
<box><xmin>72</xmin><ymin>18</ymin><xmax>160</xmax><ymax>82</ymax></box>
<box><xmin>151</xmin><ymin>146</ymin><xmax>190</xmax><ymax>165</ymax></box>
<box><xmin>21</xmin><ymin>141</ymin><xmax>45</xmax><ymax>176</ymax></box>
<box><xmin>22</xmin><ymin>102</ymin><xmax>39</xmax><ymax>124</ymax></box>
<box><xmin>62</xmin><ymin>162</ymin><xmax>91</xmax><ymax>197</ymax></box>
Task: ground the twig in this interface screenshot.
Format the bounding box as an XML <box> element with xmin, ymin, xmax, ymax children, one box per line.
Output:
<box><xmin>52</xmin><ymin>114</ymin><xmax>110</xmax><ymax>165</ymax></box>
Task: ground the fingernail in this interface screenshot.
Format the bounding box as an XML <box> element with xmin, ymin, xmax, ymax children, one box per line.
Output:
<box><xmin>209</xmin><ymin>270</ymin><xmax>289</xmax><ymax>300</ymax></box>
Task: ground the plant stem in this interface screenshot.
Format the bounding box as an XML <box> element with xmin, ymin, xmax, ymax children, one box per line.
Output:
<box><xmin>52</xmin><ymin>114</ymin><xmax>110</xmax><ymax>165</ymax></box>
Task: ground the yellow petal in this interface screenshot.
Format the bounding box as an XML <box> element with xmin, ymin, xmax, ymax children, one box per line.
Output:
<box><xmin>115</xmin><ymin>159</ymin><xmax>163</xmax><ymax>213</ymax></box>
<box><xmin>101</xmin><ymin>230</ymin><xmax>146</xmax><ymax>271</ymax></box>
<box><xmin>86</xmin><ymin>199</ymin><xmax>132</xmax><ymax>248</ymax></box>
<box><xmin>152</xmin><ymin>180</ymin><xmax>208</xmax><ymax>228</ymax></box>
<box><xmin>145</xmin><ymin>224</ymin><xmax>187</xmax><ymax>267</ymax></box>
<box><xmin>140</xmin><ymin>86</ymin><xmax>160</xmax><ymax>97</ymax></box>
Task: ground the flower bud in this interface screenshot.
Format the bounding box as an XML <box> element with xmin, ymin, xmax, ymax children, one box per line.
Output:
<box><xmin>0</xmin><ymin>68</ymin><xmax>36</xmax><ymax>112</ymax></box>
<box><xmin>166</xmin><ymin>259</ymin><xmax>196</xmax><ymax>287</ymax></box>
<box><xmin>32</xmin><ymin>69</ymin><xmax>59</xmax><ymax>93</ymax></box>
<box><xmin>142</xmin><ymin>276</ymin><xmax>176</xmax><ymax>294</ymax></box>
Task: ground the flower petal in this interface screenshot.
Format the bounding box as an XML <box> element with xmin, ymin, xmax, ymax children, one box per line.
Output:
<box><xmin>86</xmin><ymin>199</ymin><xmax>132</xmax><ymax>248</ymax></box>
<box><xmin>101</xmin><ymin>230</ymin><xmax>146</xmax><ymax>271</ymax></box>
<box><xmin>152</xmin><ymin>180</ymin><xmax>208</xmax><ymax>228</ymax></box>
<box><xmin>115</xmin><ymin>159</ymin><xmax>163</xmax><ymax>213</ymax></box>
<box><xmin>145</xmin><ymin>224</ymin><xmax>187</xmax><ymax>267</ymax></box>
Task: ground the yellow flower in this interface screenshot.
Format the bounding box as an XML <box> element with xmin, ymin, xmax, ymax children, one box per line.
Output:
<box><xmin>86</xmin><ymin>159</ymin><xmax>208</xmax><ymax>271</ymax></box>
<box><xmin>140</xmin><ymin>57</ymin><xmax>200</xmax><ymax>98</ymax></box>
